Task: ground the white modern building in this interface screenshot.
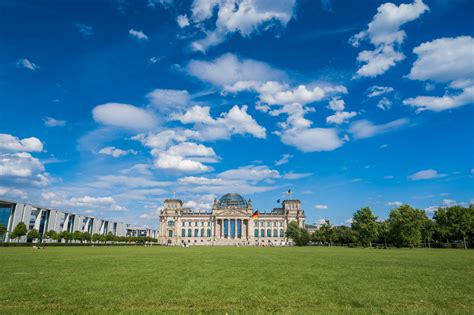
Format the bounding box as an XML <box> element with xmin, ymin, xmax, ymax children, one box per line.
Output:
<box><xmin>0</xmin><ymin>199</ymin><xmax>156</xmax><ymax>242</ymax></box>
<box><xmin>158</xmin><ymin>193</ymin><xmax>305</xmax><ymax>246</ymax></box>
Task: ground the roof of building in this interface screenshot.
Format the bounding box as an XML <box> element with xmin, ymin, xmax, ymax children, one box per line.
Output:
<box><xmin>217</xmin><ymin>193</ymin><xmax>248</xmax><ymax>209</ymax></box>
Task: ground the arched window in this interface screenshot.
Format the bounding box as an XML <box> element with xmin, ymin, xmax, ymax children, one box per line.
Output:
<box><xmin>207</xmin><ymin>229</ymin><xmax>211</xmax><ymax>237</ymax></box>
<box><xmin>187</xmin><ymin>229</ymin><xmax>192</xmax><ymax>237</ymax></box>
<box><xmin>273</xmin><ymin>229</ymin><xmax>278</xmax><ymax>237</ymax></box>
<box><xmin>254</xmin><ymin>229</ymin><xmax>258</xmax><ymax>237</ymax></box>
<box><xmin>194</xmin><ymin>229</ymin><xmax>198</xmax><ymax>237</ymax></box>
<box><xmin>280</xmin><ymin>229</ymin><xmax>284</xmax><ymax>237</ymax></box>
<box><xmin>181</xmin><ymin>229</ymin><xmax>185</xmax><ymax>237</ymax></box>
<box><xmin>260</xmin><ymin>229</ymin><xmax>265</xmax><ymax>237</ymax></box>
<box><xmin>168</xmin><ymin>230</ymin><xmax>173</xmax><ymax>237</ymax></box>
<box><xmin>168</xmin><ymin>220</ymin><xmax>174</xmax><ymax>227</ymax></box>
<box><xmin>267</xmin><ymin>229</ymin><xmax>271</xmax><ymax>237</ymax></box>
<box><xmin>200</xmin><ymin>229</ymin><xmax>204</xmax><ymax>237</ymax></box>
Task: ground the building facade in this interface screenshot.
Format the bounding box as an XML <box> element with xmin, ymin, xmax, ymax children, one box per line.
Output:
<box><xmin>0</xmin><ymin>199</ymin><xmax>156</xmax><ymax>242</ymax></box>
<box><xmin>158</xmin><ymin>193</ymin><xmax>305</xmax><ymax>246</ymax></box>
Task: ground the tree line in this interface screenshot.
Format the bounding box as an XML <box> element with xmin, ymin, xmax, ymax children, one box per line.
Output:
<box><xmin>286</xmin><ymin>204</ymin><xmax>474</xmax><ymax>248</ymax></box>
<box><xmin>0</xmin><ymin>222</ymin><xmax>157</xmax><ymax>244</ymax></box>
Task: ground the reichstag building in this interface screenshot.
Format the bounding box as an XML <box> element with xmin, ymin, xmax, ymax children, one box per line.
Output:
<box><xmin>158</xmin><ymin>193</ymin><xmax>305</xmax><ymax>246</ymax></box>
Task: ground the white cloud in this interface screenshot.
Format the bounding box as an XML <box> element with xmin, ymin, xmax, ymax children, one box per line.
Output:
<box><xmin>326</xmin><ymin>111</ymin><xmax>357</xmax><ymax>124</ymax></box>
<box><xmin>75</xmin><ymin>23</ymin><xmax>93</xmax><ymax>36</ymax></box>
<box><xmin>149</xmin><ymin>57</ymin><xmax>160</xmax><ymax>64</ymax></box>
<box><xmin>0</xmin><ymin>152</ymin><xmax>48</xmax><ymax>185</ymax></box>
<box><xmin>387</xmin><ymin>201</ymin><xmax>403</xmax><ymax>207</ymax></box>
<box><xmin>154</xmin><ymin>153</ymin><xmax>210</xmax><ymax>172</ymax></box>
<box><xmin>0</xmin><ymin>186</ymin><xmax>27</xmax><ymax>199</ymax></box>
<box><xmin>92</xmin><ymin>103</ymin><xmax>157</xmax><ymax>130</ymax></box>
<box><xmin>146</xmin><ymin>89</ymin><xmax>191</xmax><ymax>113</ymax></box>
<box><xmin>98</xmin><ymin>146</ymin><xmax>138</xmax><ymax>158</ymax></box>
<box><xmin>187</xmin><ymin>53</ymin><xmax>285</xmax><ymax>87</ymax></box>
<box><xmin>349</xmin><ymin>118</ymin><xmax>408</xmax><ymax>139</ymax></box>
<box><xmin>328</xmin><ymin>97</ymin><xmax>345</xmax><ymax>111</ymax></box>
<box><xmin>129</xmin><ymin>29</ymin><xmax>149</xmax><ymax>40</ymax></box>
<box><xmin>403</xmin><ymin>36</ymin><xmax>474</xmax><ymax>111</ymax></box>
<box><xmin>367</xmin><ymin>86</ymin><xmax>394</xmax><ymax>98</ymax></box>
<box><xmin>280</xmin><ymin>128</ymin><xmax>343</xmax><ymax>152</ymax></box>
<box><xmin>275</xmin><ymin>154</ymin><xmax>292</xmax><ymax>166</ymax></box>
<box><xmin>165</xmin><ymin>142</ymin><xmax>217</xmax><ymax>159</ymax></box>
<box><xmin>282</xmin><ymin>172</ymin><xmax>312</xmax><ymax>180</ymax></box>
<box><xmin>314</xmin><ymin>204</ymin><xmax>328</xmax><ymax>209</ymax></box>
<box><xmin>218</xmin><ymin>165</ymin><xmax>280</xmax><ymax>182</ymax></box>
<box><xmin>152</xmin><ymin>142</ymin><xmax>218</xmax><ymax>173</ymax></box>
<box><xmin>442</xmin><ymin>199</ymin><xmax>457</xmax><ymax>207</ymax></box>
<box><xmin>377</xmin><ymin>97</ymin><xmax>392</xmax><ymax>110</ymax></box>
<box><xmin>177</xmin><ymin>14</ymin><xmax>190</xmax><ymax>28</ymax></box>
<box><xmin>43</xmin><ymin>117</ymin><xmax>66</xmax><ymax>127</ymax></box>
<box><xmin>171</xmin><ymin>105</ymin><xmax>215</xmax><ymax>125</ymax></box>
<box><xmin>408</xmin><ymin>169</ymin><xmax>447</xmax><ymax>181</ymax></box>
<box><xmin>350</xmin><ymin>0</ymin><xmax>429</xmax><ymax>77</ymax></box>
<box><xmin>17</xmin><ymin>58</ymin><xmax>39</xmax><ymax>71</ymax></box>
<box><xmin>0</xmin><ymin>134</ymin><xmax>43</xmax><ymax>153</ymax></box>
<box><xmin>191</xmin><ymin>0</ymin><xmax>296</xmax><ymax>52</ymax></box>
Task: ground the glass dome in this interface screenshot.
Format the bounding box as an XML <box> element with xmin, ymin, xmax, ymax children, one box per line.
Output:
<box><xmin>217</xmin><ymin>193</ymin><xmax>248</xmax><ymax>209</ymax></box>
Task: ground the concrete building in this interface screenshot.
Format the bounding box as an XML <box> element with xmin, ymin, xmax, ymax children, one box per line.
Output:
<box><xmin>0</xmin><ymin>199</ymin><xmax>155</xmax><ymax>243</ymax></box>
<box><xmin>158</xmin><ymin>193</ymin><xmax>305</xmax><ymax>246</ymax></box>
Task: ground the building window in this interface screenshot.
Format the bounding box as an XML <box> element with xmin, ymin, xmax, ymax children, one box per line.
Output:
<box><xmin>261</xmin><ymin>229</ymin><xmax>265</xmax><ymax>237</ymax></box>
<box><xmin>273</xmin><ymin>229</ymin><xmax>278</xmax><ymax>237</ymax></box>
<box><xmin>168</xmin><ymin>230</ymin><xmax>173</xmax><ymax>237</ymax></box>
<box><xmin>267</xmin><ymin>229</ymin><xmax>271</xmax><ymax>237</ymax></box>
<box><xmin>194</xmin><ymin>222</ymin><xmax>198</xmax><ymax>227</ymax></box>
<box><xmin>168</xmin><ymin>220</ymin><xmax>174</xmax><ymax>227</ymax></box>
<box><xmin>207</xmin><ymin>229</ymin><xmax>211</xmax><ymax>237</ymax></box>
<box><xmin>200</xmin><ymin>229</ymin><xmax>204</xmax><ymax>237</ymax></box>
<box><xmin>0</xmin><ymin>206</ymin><xmax>11</xmax><ymax>227</ymax></box>
<box><xmin>280</xmin><ymin>229</ymin><xmax>284</xmax><ymax>237</ymax></box>
<box><xmin>280</xmin><ymin>222</ymin><xmax>283</xmax><ymax>227</ymax></box>
<box><xmin>194</xmin><ymin>229</ymin><xmax>198</xmax><ymax>237</ymax></box>
<box><xmin>267</xmin><ymin>221</ymin><xmax>271</xmax><ymax>227</ymax></box>
<box><xmin>181</xmin><ymin>229</ymin><xmax>185</xmax><ymax>237</ymax></box>
<box><xmin>207</xmin><ymin>222</ymin><xmax>211</xmax><ymax>227</ymax></box>
<box><xmin>187</xmin><ymin>229</ymin><xmax>192</xmax><ymax>237</ymax></box>
<box><xmin>182</xmin><ymin>222</ymin><xmax>185</xmax><ymax>227</ymax></box>
<box><xmin>254</xmin><ymin>229</ymin><xmax>258</xmax><ymax>237</ymax></box>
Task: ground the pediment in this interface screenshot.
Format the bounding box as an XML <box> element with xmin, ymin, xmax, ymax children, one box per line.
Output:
<box><xmin>213</xmin><ymin>208</ymin><xmax>250</xmax><ymax>217</ymax></box>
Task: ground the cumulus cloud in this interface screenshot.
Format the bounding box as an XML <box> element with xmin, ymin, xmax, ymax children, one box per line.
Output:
<box><xmin>408</xmin><ymin>169</ymin><xmax>447</xmax><ymax>181</ymax></box>
<box><xmin>0</xmin><ymin>152</ymin><xmax>48</xmax><ymax>186</ymax></box>
<box><xmin>129</xmin><ymin>29</ymin><xmax>149</xmax><ymax>40</ymax></box>
<box><xmin>377</xmin><ymin>97</ymin><xmax>392</xmax><ymax>110</ymax></box>
<box><xmin>350</xmin><ymin>0</ymin><xmax>429</xmax><ymax>77</ymax></box>
<box><xmin>43</xmin><ymin>192</ymin><xmax>127</xmax><ymax>212</ymax></box>
<box><xmin>0</xmin><ymin>134</ymin><xmax>43</xmax><ymax>152</ymax></box>
<box><xmin>75</xmin><ymin>23</ymin><xmax>93</xmax><ymax>36</ymax></box>
<box><xmin>275</xmin><ymin>153</ymin><xmax>292</xmax><ymax>166</ymax></box>
<box><xmin>43</xmin><ymin>117</ymin><xmax>66</xmax><ymax>127</ymax></box>
<box><xmin>187</xmin><ymin>53</ymin><xmax>285</xmax><ymax>87</ymax></box>
<box><xmin>146</xmin><ymin>89</ymin><xmax>192</xmax><ymax>113</ymax></box>
<box><xmin>218</xmin><ymin>165</ymin><xmax>280</xmax><ymax>182</ymax></box>
<box><xmin>327</xmin><ymin>97</ymin><xmax>345</xmax><ymax>111</ymax></box>
<box><xmin>326</xmin><ymin>111</ymin><xmax>357</xmax><ymax>124</ymax></box>
<box><xmin>403</xmin><ymin>36</ymin><xmax>474</xmax><ymax>111</ymax></box>
<box><xmin>367</xmin><ymin>86</ymin><xmax>394</xmax><ymax>98</ymax></box>
<box><xmin>190</xmin><ymin>0</ymin><xmax>296</xmax><ymax>52</ymax></box>
<box><xmin>387</xmin><ymin>201</ymin><xmax>403</xmax><ymax>207</ymax></box>
<box><xmin>314</xmin><ymin>204</ymin><xmax>328</xmax><ymax>209</ymax></box>
<box><xmin>16</xmin><ymin>58</ymin><xmax>39</xmax><ymax>71</ymax></box>
<box><xmin>349</xmin><ymin>118</ymin><xmax>408</xmax><ymax>139</ymax></box>
<box><xmin>176</xmin><ymin>14</ymin><xmax>190</xmax><ymax>28</ymax></box>
<box><xmin>0</xmin><ymin>186</ymin><xmax>27</xmax><ymax>199</ymax></box>
<box><xmin>98</xmin><ymin>146</ymin><xmax>138</xmax><ymax>158</ymax></box>
<box><xmin>280</xmin><ymin>128</ymin><xmax>343</xmax><ymax>152</ymax></box>
<box><xmin>92</xmin><ymin>103</ymin><xmax>157</xmax><ymax>130</ymax></box>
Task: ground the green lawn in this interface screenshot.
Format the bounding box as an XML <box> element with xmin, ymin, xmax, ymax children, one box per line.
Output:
<box><xmin>0</xmin><ymin>246</ymin><xmax>473</xmax><ymax>314</ymax></box>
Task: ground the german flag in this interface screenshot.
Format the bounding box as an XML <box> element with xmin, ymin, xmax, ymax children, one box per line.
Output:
<box><xmin>251</xmin><ymin>211</ymin><xmax>259</xmax><ymax>220</ymax></box>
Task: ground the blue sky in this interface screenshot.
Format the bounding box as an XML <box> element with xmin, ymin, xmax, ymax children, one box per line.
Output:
<box><xmin>0</xmin><ymin>0</ymin><xmax>473</xmax><ymax>227</ymax></box>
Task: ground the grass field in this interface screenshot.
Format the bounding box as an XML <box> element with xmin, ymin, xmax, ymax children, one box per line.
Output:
<box><xmin>0</xmin><ymin>246</ymin><xmax>473</xmax><ymax>314</ymax></box>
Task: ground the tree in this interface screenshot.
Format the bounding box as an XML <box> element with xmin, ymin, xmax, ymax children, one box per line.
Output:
<box><xmin>45</xmin><ymin>230</ymin><xmax>58</xmax><ymax>241</ymax></box>
<box><xmin>388</xmin><ymin>205</ymin><xmax>427</xmax><ymax>248</ymax></box>
<box><xmin>106</xmin><ymin>232</ymin><xmax>115</xmax><ymax>243</ymax></box>
<box><xmin>435</xmin><ymin>205</ymin><xmax>473</xmax><ymax>249</ymax></box>
<box><xmin>319</xmin><ymin>220</ymin><xmax>335</xmax><ymax>246</ymax></box>
<box><xmin>72</xmin><ymin>231</ymin><xmax>83</xmax><ymax>243</ymax></box>
<box><xmin>285</xmin><ymin>221</ymin><xmax>310</xmax><ymax>246</ymax></box>
<box><xmin>352</xmin><ymin>207</ymin><xmax>378</xmax><ymax>247</ymax></box>
<box><xmin>421</xmin><ymin>218</ymin><xmax>435</xmax><ymax>248</ymax></box>
<box><xmin>27</xmin><ymin>229</ymin><xmax>40</xmax><ymax>242</ymax></box>
<box><xmin>91</xmin><ymin>233</ymin><xmax>100</xmax><ymax>243</ymax></box>
<box><xmin>0</xmin><ymin>223</ymin><xmax>7</xmax><ymax>241</ymax></box>
<box><xmin>98</xmin><ymin>234</ymin><xmax>106</xmax><ymax>243</ymax></box>
<box><xmin>82</xmin><ymin>232</ymin><xmax>91</xmax><ymax>242</ymax></box>
<box><xmin>377</xmin><ymin>221</ymin><xmax>389</xmax><ymax>248</ymax></box>
<box><xmin>10</xmin><ymin>222</ymin><xmax>27</xmax><ymax>242</ymax></box>
<box><xmin>57</xmin><ymin>231</ymin><xmax>70</xmax><ymax>243</ymax></box>
<box><xmin>333</xmin><ymin>226</ymin><xmax>356</xmax><ymax>245</ymax></box>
